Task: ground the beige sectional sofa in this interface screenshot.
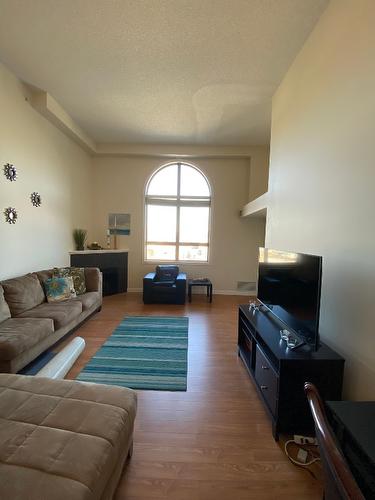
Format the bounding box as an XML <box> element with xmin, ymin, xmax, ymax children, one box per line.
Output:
<box><xmin>0</xmin><ymin>373</ymin><xmax>137</xmax><ymax>500</ymax></box>
<box><xmin>0</xmin><ymin>268</ymin><xmax>102</xmax><ymax>373</ymax></box>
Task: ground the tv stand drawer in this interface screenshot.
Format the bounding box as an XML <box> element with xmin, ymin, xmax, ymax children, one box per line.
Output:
<box><xmin>255</xmin><ymin>346</ymin><xmax>278</xmax><ymax>416</ymax></box>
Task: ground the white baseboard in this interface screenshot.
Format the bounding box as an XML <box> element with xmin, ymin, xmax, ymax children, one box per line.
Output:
<box><xmin>214</xmin><ymin>290</ymin><xmax>254</xmax><ymax>296</ymax></box>
<box><xmin>127</xmin><ymin>287</ymin><xmax>253</xmax><ymax>297</ymax></box>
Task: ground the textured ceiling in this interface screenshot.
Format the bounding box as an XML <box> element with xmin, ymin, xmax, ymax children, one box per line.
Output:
<box><xmin>0</xmin><ymin>0</ymin><xmax>328</xmax><ymax>145</ymax></box>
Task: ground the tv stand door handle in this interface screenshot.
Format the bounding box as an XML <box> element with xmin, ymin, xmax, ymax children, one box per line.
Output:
<box><xmin>261</xmin><ymin>385</ymin><xmax>268</xmax><ymax>390</ymax></box>
<box><xmin>261</xmin><ymin>365</ymin><xmax>269</xmax><ymax>370</ymax></box>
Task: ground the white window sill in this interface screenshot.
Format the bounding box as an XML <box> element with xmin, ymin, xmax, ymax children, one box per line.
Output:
<box><xmin>144</xmin><ymin>260</ymin><xmax>210</xmax><ymax>266</ymax></box>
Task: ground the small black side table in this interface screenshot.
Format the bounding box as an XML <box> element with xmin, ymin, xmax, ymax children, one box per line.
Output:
<box><xmin>188</xmin><ymin>279</ymin><xmax>212</xmax><ymax>303</ymax></box>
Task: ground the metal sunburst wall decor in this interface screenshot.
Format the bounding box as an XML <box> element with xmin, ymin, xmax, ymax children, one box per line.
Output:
<box><xmin>30</xmin><ymin>192</ymin><xmax>42</xmax><ymax>207</ymax></box>
<box><xmin>3</xmin><ymin>163</ymin><xmax>17</xmax><ymax>181</ymax></box>
<box><xmin>4</xmin><ymin>207</ymin><xmax>18</xmax><ymax>224</ymax></box>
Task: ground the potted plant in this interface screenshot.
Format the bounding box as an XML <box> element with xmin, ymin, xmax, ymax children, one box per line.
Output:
<box><xmin>73</xmin><ymin>228</ymin><xmax>87</xmax><ymax>251</ymax></box>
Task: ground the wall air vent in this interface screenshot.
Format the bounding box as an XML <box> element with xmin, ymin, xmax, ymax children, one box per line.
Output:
<box><xmin>237</xmin><ymin>281</ymin><xmax>256</xmax><ymax>292</ymax></box>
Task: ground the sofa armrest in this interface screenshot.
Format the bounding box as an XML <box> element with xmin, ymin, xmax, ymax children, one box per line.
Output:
<box><xmin>84</xmin><ymin>268</ymin><xmax>102</xmax><ymax>295</ymax></box>
<box><xmin>144</xmin><ymin>272</ymin><xmax>156</xmax><ymax>282</ymax></box>
<box><xmin>176</xmin><ymin>273</ymin><xmax>187</xmax><ymax>282</ymax></box>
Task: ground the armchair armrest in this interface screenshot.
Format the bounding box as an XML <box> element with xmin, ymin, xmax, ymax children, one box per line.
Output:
<box><xmin>175</xmin><ymin>273</ymin><xmax>186</xmax><ymax>304</ymax></box>
<box><xmin>144</xmin><ymin>272</ymin><xmax>156</xmax><ymax>281</ymax></box>
<box><xmin>143</xmin><ymin>272</ymin><xmax>156</xmax><ymax>304</ymax></box>
<box><xmin>176</xmin><ymin>273</ymin><xmax>187</xmax><ymax>291</ymax></box>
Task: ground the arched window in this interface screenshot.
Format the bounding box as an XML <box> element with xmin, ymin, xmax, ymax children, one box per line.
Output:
<box><xmin>145</xmin><ymin>162</ymin><xmax>211</xmax><ymax>262</ymax></box>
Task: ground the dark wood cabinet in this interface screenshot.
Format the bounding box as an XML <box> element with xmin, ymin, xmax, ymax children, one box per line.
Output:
<box><xmin>254</xmin><ymin>345</ymin><xmax>279</xmax><ymax>416</ymax></box>
<box><xmin>238</xmin><ymin>304</ymin><xmax>345</xmax><ymax>440</ymax></box>
<box><xmin>70</xmin><ymin>251</ymin><xmax>128</xmax><ymax>296</ymax></box>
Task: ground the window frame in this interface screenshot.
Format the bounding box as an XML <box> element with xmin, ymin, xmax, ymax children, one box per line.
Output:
<box><xmin>144</xmin><ymin>162</ymin><xmax>212</xmax><ymax>264</ymax></box>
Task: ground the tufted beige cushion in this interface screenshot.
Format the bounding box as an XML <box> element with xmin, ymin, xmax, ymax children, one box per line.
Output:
<box><xmin>73</xmin><ymin>291</ymin><xmax>101</xmax><ymax>311</ymax></box>
<box><xmin>1</xmin><ymin>274</ymin><xmax>45</xmax><ymax>316</ymax></box>
<box><xmin>0</xmin><ymin>374</ymin><xmax>137</xmax><ymax>500</ymax></box>
<box><xmin>0</xmin><ymin>318</ymin><xmax>54</xmax><ymax>360</ymax></box>
<box><xmin>18</xmin><ymin>300</ymin><xmax>83</xmax><ymax>329</ymax></box>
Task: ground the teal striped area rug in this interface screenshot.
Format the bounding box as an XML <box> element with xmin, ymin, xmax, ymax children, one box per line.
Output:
<box><xmin>76</xmin><ymin>316</ymin><xmax>188</xmax><ymax>391</ymax></box>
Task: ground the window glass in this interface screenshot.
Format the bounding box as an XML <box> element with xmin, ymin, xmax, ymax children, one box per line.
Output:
<box><xmin>179</xmin><ymin>207</ymin><xmax>209</xmax><ymax>243</ymax></box>
<box><xmin>179</xmin><ymin>245</ymin><xmax>208</xmax><ymax>261</ymax></box>
<box><xmin>146</xmin><ymin>244</ymin><xmax>176</xmax><ymax>261</ymax></box>
<box><xmin>147</xmin><ymin>164</ymin><xmax>178</xmax><ymax>196</ymax></box>
<box><xmin>146</xmin><ymin>205</ymin><xmax>176</xmax><ymax>242</ymax></box>
<box><xmin>180</xmin><ymin>165</ymin><xmax>210</xmax><ymax>197</ymax></box>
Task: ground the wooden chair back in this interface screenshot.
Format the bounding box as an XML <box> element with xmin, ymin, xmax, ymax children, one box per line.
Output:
<box><xmin>304</xmin><ymin>382</ymin><xmax>365</xmax><ymax>500</ymax></box>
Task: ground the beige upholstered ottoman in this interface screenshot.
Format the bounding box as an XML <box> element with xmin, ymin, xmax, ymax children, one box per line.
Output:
<box><xmin>0</xmin><ymin>374</ymin><xmax>137</xmax><ymax>500</ymax></box>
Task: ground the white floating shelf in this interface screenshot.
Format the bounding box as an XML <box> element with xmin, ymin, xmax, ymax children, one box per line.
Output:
<box><xmin>240</xmin><ymin>192</ymin><xmax>268</xmax><ymax>218</ymax></box>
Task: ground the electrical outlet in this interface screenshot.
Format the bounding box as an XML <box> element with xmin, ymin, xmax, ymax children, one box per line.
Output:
<box><xmin>294</xmin><ymin>435</ymin><xmax>317</xmax><ymax>445</ymax></box>
<box><xmin>297</xmin><ymin>448</ymin><xmax>308</xmax><ymax>463</ymax></box>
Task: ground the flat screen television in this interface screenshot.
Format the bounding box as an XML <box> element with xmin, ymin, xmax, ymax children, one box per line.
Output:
<box><xmin>257</xmin><ymin>248</ymin><xmax>322</xmax><ymax>350</ymax></box>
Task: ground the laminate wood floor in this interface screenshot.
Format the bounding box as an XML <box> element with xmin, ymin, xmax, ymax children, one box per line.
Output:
<box><xmin>63</xmin><ymin>293</ymin><xmax>322</xmax><ymax>500</ymax></box>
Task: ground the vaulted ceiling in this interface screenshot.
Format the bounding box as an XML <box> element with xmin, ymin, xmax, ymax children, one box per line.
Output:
<box><xmin>0</xmin><ymin>0</ymin><xmax>328</xmax><ymax>145</ymax></box>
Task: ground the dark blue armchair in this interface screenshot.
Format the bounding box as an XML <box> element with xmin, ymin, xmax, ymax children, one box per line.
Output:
<box><xmin>143</xmin><ymin>265</ymin><xmax>187</xmax><ymax>304</ymax></box>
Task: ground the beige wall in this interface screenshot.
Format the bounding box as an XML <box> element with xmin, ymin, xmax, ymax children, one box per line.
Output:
<box><xmin>248</xmin><ymin>146</ymin><xmax>269</xmax><ymax>202</ymax></box>
<box><xmin>0</xmin><ymin>62</ymin><xmax>93</xmax><ymax>280</ymax></box>
<box><xmin>266</xmin><ymin>0</ymin><xmax>375</xmax><ymax>399</ymax></box>
<box><xmin>0</xmin><ymin>57</ymin><xmax>266</xmax><ymax>290</ymax></box>
<box><xmin>92</xmin><ymin>156</ymin><xmax>265</xmax><ymax>292</ymax></box>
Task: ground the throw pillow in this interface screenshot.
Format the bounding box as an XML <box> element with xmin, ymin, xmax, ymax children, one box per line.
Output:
<box><xmin>44</xmin><ymin>277</ymin><xmax>76</xmax><ymax>303</ymax></box>
<box><xmin>66</xmin><ymin>276</ymin><xmax>77</xmax><ymax>298</ymax></box>
<box><xmin>0</xmin><ymin>286</ymin><xmax>11</xmax><ymax>322</ymax></box>
<box><xmin>54</xmin><ymin>267</ymin><xmax>86</xmax><ymax>295</ymax></box>
<box><xmin>1</xmin><ymin>273</ymin><xmax>46</xmax><ymax>316</ymax></box>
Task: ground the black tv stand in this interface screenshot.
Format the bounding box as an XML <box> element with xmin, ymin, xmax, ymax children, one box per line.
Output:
<box><xmin>288</xmin><ymin>340</ymin><xmax>305</xmax><ymax>351</ymax></box>
<box><xmin>238</xmin><ymin>305</ymin><xmax>345</xmax><ymax>440</ymax></box>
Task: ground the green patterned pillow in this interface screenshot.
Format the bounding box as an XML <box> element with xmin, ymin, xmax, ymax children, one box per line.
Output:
<box><xmin>44</xmin><ymin>277</ymin><xmax>75</xmax><ymax>303</ymax></box>
<box><xmin>54</xmin><ymin>267</ymin><xmax>86</xmax><ymax>295</ymax></box>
